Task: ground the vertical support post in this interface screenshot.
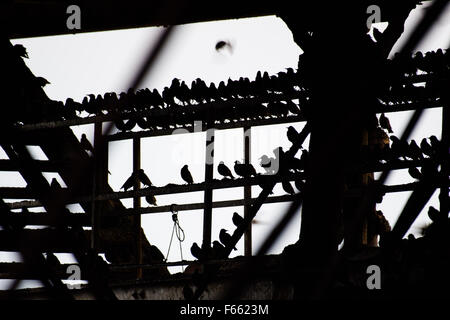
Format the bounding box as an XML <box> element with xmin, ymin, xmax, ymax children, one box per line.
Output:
<box><xmin>244</xmin><ymin>126</ymin><xmax>252</xmax><ymax>256</ymax></box>
<box><xmin>203</xmin><ymin>123</ymin><xmax>215</xmax><ymax>251</ymax></box>
<box><xmin>441</xmin><ymin>105</ymin><xmax>449</xmax><ymax>216</ymax></box>
<box><xmin>133</xmin><ymin>137</ymin><xmax>142</xmax><ymax>279</ymax></box>
<box><xmin>91</xmin><ymin>122</ymin><xmax>102</xmax><ymax>252</ymax></box>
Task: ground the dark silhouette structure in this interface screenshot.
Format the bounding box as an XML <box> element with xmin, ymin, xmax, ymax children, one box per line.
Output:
<box><xmin>0</xmin><ymin>0</ymin><xmax>448</xmax><ymax>300</ymax></box>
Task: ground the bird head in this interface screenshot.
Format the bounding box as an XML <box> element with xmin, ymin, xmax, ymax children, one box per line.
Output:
<box><xmin>219</xmin><ymin>161</ymin><xmax>224</xmax><ymax>165</ymax></box>
<box><xmin>183</xmin><ymin>165</ymin><xmax>188</xmax><ymax>169</ymax></box>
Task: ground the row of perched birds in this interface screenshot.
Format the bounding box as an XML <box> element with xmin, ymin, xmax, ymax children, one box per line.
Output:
<box><xmin>388</xmin><ymin>48</ymin><xmax>450</xmax><ymax>77</ymax></box>
<box><xmin>190</xmin><ymin>211</ymin><xmax>247</xmax><ymax>262</ymax></box>
<box><xmin>116</xmin><ymin>124</ymin><xmax>308</xmax><ymax>206</ymax></box>
<box><xmin>62</xmin><ymin>70</ymin><xmax>303</xmax><ymax>116</ymax></box>
<box><xmin>365</xmin><ymin>135</ymin><xmax>445</xmax><ymax>164</ymax></box>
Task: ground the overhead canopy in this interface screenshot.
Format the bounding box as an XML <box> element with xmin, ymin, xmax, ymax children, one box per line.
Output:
<box><xmin>3</xmin><ymin>0</ymin><xmax>278</xmax><ymax>39</ymax></box>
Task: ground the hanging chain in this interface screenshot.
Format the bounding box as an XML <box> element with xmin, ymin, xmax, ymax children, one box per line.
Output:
<box><xmin>165</xmin><ymin>205</ymin><xmax>186</xmax><ymax>271</ymax></box>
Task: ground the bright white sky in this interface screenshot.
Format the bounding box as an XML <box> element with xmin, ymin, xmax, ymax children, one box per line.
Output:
<box><xmin>2</xmin><ymin>2</ymin><xmax>450</xmax><ymax>289</ymax></box>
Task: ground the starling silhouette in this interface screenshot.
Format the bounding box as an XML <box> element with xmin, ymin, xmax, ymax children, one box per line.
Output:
<box><xmin>295</xmin><ymin>179</ymin><xmax>305</xmax><ymax>191</ymax></box>
<box><xmin>232</xmin><ymin>212</ymin><xmax>244</xmax><ymax>228</ymax></box>
<box><xmin>282</xmin><ymin>180</ymin><xmax>295</xmax><ymax>195</ymax></box>
<box><xmin>286</xmin><ymin>126</ymin><xmax>299</xmax><ymax>144</ymax></box>
<box><xmin>390</xmin><ymin>136</ymin><xmax>408</xmax><ymax>160</ymax></box>
<box><xmin>259</xmin><ymin>155</ymin><xmax>276</xmax><ymax>174</ymax></box>
<box><xmin>137</xmin><ymin>169</ymin><xmax>152</xmax><ymax>187</ymax></box>
<box><xmin>145</xmin><ymin>194</ymin><xmax>157</xmax><ymax>206</ymax></box>
<box><xmin>212</xmin><ymin>240</ymin><xmax>226</xmax><ymax>258</ymax></box>
<box><xmin>121</xmin><ymin>171</ymin><xmax>138</xmax><ymax>191</ymax></box>
<box><xmin>408</xmin><ymin>167</ymin><xmax>423</xmax><ymax>180</ymax></box>
<box><xmin>80</xmin><ymin>134</ymin><xmax>94</xmax><ymax>153</ymax></box>
<box><xmin>181</xmin><ymin>165</ymin><xmax>194</xmax><ymax>184</ymax></box>
<box><xmin>427</xmin><ymin>206</ymin><xmax>441</xmax><ymax>222</ymax></box>
<box><xmin>429</xmin><ymin>135</ymin><xmax>440</xmax><ymax>148</ymax></box>
<box><xmin>219</xmin><ymin>229</ymin><xmax>236</xmax><ymax>250</ymax></box>
<box><xmin>35</xmin><ymin>76</ymin><xmax>50</xmax><ymax>88</ymax></box>
<box><xmin>13</xmin><ymin>44</ymin><xmax>28</xmax><ymax>59</ymax></box>
<box><xmin>234</xmin><ymin>161</ymin><xmax>257</xmax><ymax>178</ymax></box>
<box><xmin>408</xmin><ymin>139</ymin><xmax>423</xmax><ymax>160</ymax></box>
<box><xmin>218</xmin><ymin>161</ymin><xmax>234</xmax><ymax>179</ymax></box>
<box><xmin>420</xmin><ymin>138</ymin><xmax>433</xmax><ymax>157</ymax></box>
<box><xmin>380</xmin><ymin>113</ymin><xmax>393</xmax><ymax>133</ymax></box>
<box><xmin>215</xmin><ymin>40</ymin><xmax>232</xmax><ymax>52</ymax></box>
<box><xmin>190</xmin><ymin>242</ymin><xmax>204</xmax><ymax>260</ymax></box>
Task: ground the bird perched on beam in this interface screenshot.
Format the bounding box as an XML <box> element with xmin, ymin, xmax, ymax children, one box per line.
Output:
<box><xmin>408</xmin><ymin>167</ymin><xmax>423</xmax><ymax>180</ymax></box>
<box><xmin>427</xmin><ymin>206</ymin><xmax>441</xmax><ymax>222</ymax></box>
<box><xmin>286</xmin><ymin>126</ymin><xmax>299</xmax><ymax>144</ymax></box>
<box><xmin>219</xmin><ymin>229</ymin><xmax>236</xmax><ymax>250</ymax></box>
<box><xmin>232</xmin><ymin>212</ymin><xmax>244</xmax><ymax>228</ymax></box>
<box><xmin>80</xmin><ymin>134</ymin><xmax>94</xmax><ymax>153</ymax></box>
<box><xmin>190</xmin><ymin>242</ymin><xmax>204</xmax><ymax>260</ymax></box>
<box><xmin>13</xmin><ymin>44</ymin><xmax>28</xmax><ymax>59</ymax></box>
<box><xmin>137</xmin><ymin>169</ymin><xmax>152</xmax><ymax>187</ymax></box>
<box><xmin>420</xmin><ymin>137</ymin><xmax>433</xmax><ymax>157</ymax></box>
<box><xmin>234</xmin><ymin>161</ymin><xmax>257</xmax><ymax>178</ymax></box>
<box><xmin>212</xmin><ymin>240</ymin><xmax>226</xmax><ymax>259</ymax></box>
<box><xmin>408</xmin><ymin>139</ymin><xmax>423</xmax><ymax>160</ymax></box>
<box><xmin>35</xmin><ymin>76</ymin><xmax>50</xmax><ymax>88</ymax></box>
<box><xmin>121</xmin><ymin>171</ymin><xmax>138</xmax><ymax>191</ymax></box>
<box><xmin>218</xmin><ymin>161</ymin><xmax>234</xmax><ymax>179</ymax></box>
<box><xmin>181</xmin><ymin>165</ymin><xmax>194</xmax><ymax>184</ymax></box>
<box><xmin>145</xmin><ymin>194</ymin><xmax>157</xmax><ymax>206</ymax></box>
<box><xmin>282</xmin><ymin>180</ymin><xmax>296</xmax><ymax>195</ymax></box>
<box><xmin>380</xmin><ymin>113</ymin><xmax>393</xmax><ymax>133</ymax></box>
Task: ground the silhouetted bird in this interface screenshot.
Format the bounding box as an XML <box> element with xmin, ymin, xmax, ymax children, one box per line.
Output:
<box><xmin>215</xmin><ymin>40</ymin><xmax>232</xmax><ymax>52</ymax></box>
<box><xmin>232</xmin><ymin>212</ymin><xmax>244</xmax><ymax>228</ymax></box>
<box><xmin>219</xmin><ymin>229</ymin><xmax>236</xmax><ymax>250</ymax></box>
<box><xmin>295</xmin><ymin>179</ymin><xmax>305</xmax><ymax>192</ymax></box>
<box><xmin>429</xmin><ymin>135</ymin><xmax>440</xmax><ymax>148</ymax></box>
<box><xmin>145</xmin><ymin>194</ymin><xmax>157</xmax><ymax>206</ymax></box>
<box><xmin>286</xmin><ymin>126</ymin><xmax>299</xmax><ymax>144</ymax></box>
<box><xmin>390</xmin><ymin>136</ymin><xmax>408</xmax><ymax>160</ymax></box>
<box><xmin>259</xmin><ymin>155</ymin><xmax>276</xmax><ymax>174</ymax></box>
<box><xmin>190</xmin><ymin>242</ymin><xmax>204</xmax><ymax>260</ymax></box>
<box><xmin>408</xmin><ymin>167</ymin><xmax>423</xmax><ymax>180</ymax></box>
<box><xmin>234</xmin><ymin>161</ymin><xmax>257</xmax><ymax>178</ymax></box>
<box><xmin>181</xmin><ymin>165</ymin><xmax>194</xmax><ymax>184</ymax></box>
<box><xmin>408</xmin><ymin>139</ymin><xmax>423</xmax><ymax>160</ymax></box>
<box><xmin>427</xmin><ymin>206</ymin><xmax>441</xmax><ymax>222</ymax></box>
<box><xmin>13</xmin><ymin>44</ymin><xmax>28</xmax><ymax>59</ymax></box>
<box><xmin>35</xmin><ymin>77</ymin><xmax>50</xmax><ymax>88</ymax></box>
<box><xmin>80</xmin><ymin>134</ymin><xmax>94</xmax><ymax>153</ymax></box>
<box><xmin>282</xmin><ymin>180</ymin><xmax>295</xmax><ymax>195</ymax></box>
<box><xmin>137</xmin><ymin>169</ymin><xmax>152</xmax><ymax>187</ymax></box>
<box><xmin>420</xmin><ymin>138</ymin><xmax>433</xmax><ymax>157</ymax></box>
<box><xmin>212</xmin><ymin>240</ymin><xmax>226</xmax><ymax>258</ymax></box>
<box><xmin>121</xmin><ymin>171</ymin><xmax>138</xmax><ymax>191</ymax></box>
<box><xmin>218</xmin><ymin>161</ymin><xmax>234</xmax><ymax>179</ymax></box>
<box><xmin>380</xmin><ymin>113</ymin><xmax>393</xmax><ymax>133</ymax></box>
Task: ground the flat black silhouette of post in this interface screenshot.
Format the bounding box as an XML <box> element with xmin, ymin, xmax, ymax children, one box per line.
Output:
<box><xmin>244</xmin><ymin>126</ymin><xmax>252</xmax><ymax>256</ymax></box>
<box><xmin>441</xmin><ymin>103</ymin><xmax>449</xmax><ymax>216</ymax></box>
<box><xmin>133</xmin><ymin>137</ymin><xmax>143</xmax><ymax>279</ymax></box>
<box><xmin>203</xmin><ymin>122</ymin><xmax>215</xmax><ymax>251</ymax></box>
